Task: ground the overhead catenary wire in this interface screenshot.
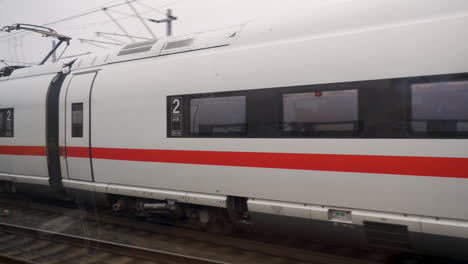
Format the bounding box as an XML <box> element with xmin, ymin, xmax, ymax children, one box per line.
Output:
<box><xmin>0</xmin><ymin>0</ymin><xmax>181</xmax><ymax>64</ymax></box>
<box><xmin>96</xmin><ymin>32</ymin><xmax>129</xmax><ymax>44</ymax></box>
<box><xmin>78</xmin><ymin>38</ymin><xmax>122</xmax><ymax>46</ymax></box>
<box><xmin>95</xmin><ymin>32</ymin><xmax>153</xmax><ymax>41</ymax></box>
<box><xmin>60</xmin><ymin>4</ymin><xmax>157</xmax><ymax>32</ymax></box>
<box><xmin>42</xmin><ymin>0</ymin><xmax>133</xmax><ymax>26</ymax></box>
<box><xmin>58</xmin><ymin>51</ymin><xmax>92</xmax><ymax>60</ymax></box>
<box><xmin>102</xmin><ymin>7</ymin><xmax>136</xmax><ymax>43</ymax></box>
<box><xmin>134</xmin><ymin>0</ymin><xmax>180</xmax><ymax>16</ymax></box>
<box><xmin>0</xmin><ymin>0</ymin><xmax>179</xmax><ymax>41</ymax></box>
<box><xmin>80</xmin><ymin>41</ymin><xmax>107</xmax><ymax>49</ymax></box>
<box><xmin>106</xmin><ymin>9</ymin><xmax>154</xmax><ymax>21</ymax></box>
<box><xmin>0</xmin><ymin>0</ymin><xmax>141</xmax><ymax>40</ymax></box>
<box><xmin>126</xmin><ymin>0</ymin><xmax>157</xmax><ymax>39</ymax></box>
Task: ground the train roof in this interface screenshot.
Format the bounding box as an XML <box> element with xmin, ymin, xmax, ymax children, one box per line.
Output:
<box><xmin>1</xmin><ymin>25</ymin><xmax>242</xmax><ymax>80</ymax></box>
<box><xmin>70</xmin><ymin>25</ymin><xmax>241</xmax><ymax>71</ymax></box>
<box><xmin>3</xmin><ymin>0</ymin><xmax>468</xmax><ymax>79</ymax></box>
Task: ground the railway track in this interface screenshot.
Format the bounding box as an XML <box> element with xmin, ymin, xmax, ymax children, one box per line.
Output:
<box><xmin>0</xmin><ymin>254</ymin><xmax>38</xmax><ymax>264</ymax></box>
<box><xmin>0</xmin><ymin>222</ymin><xmax>224</xmax><ymax>264</ymax></box>
<box><xmin>0</xmin><ymin>194</ymin><xmax>391</xmax><ymax>264</ymax></box>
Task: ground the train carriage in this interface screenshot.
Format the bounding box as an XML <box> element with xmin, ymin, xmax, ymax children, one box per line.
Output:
<box><xmin>1</xmin><ymin>0</ymin><xmax>468</xmax><ymax>259</ymax></box>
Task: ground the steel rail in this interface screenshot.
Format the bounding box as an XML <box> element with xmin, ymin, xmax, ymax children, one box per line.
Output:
<box><xmin>0</xmin><ymin>195</ymin><xmax>380</xmax><ymax>264</ymax></box>
<box><xmin>0</xmin><ymin>254</ymin><xmax>39</xmax><ymax>264</ymax></box>
<box><xmin>0</xmin><ymin>222</ymin><xmax>227</xmax><ymax>264</ymax></box>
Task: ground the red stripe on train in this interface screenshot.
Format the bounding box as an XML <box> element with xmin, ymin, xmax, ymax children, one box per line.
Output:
<box><xmin>88</xmin><ymin>147</ymin><xmax>467</xmax><ymax>178</ymax></box>
<box><xmin>63</xmin><ymin>146</ymin><xmax>90</xmax><ymax>158</ymax></box>
<box><xmin>0</xmin><ymin>146</ymin><xmax>47</xmax><ymax>156</ymax></box>
<box><xmin>2</xmin><ymin>145</ymin><xmax>468</xmax><ymax>178</ymax></box>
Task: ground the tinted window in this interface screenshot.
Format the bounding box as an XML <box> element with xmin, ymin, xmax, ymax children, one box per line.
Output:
<box><xmin>72</xmin><ymin>103</ymin><xmax>83</xmax><ymax>138</ymax></box>
<box><xmin>190</xmin><ymin>96</ymin><xmax>246</xmax><ymax>137</ymax></box>
<box><xmin>168</xmin><ymin>73</ymin><xmax>468</xmax><ymax>139</ymax></box>
<box><xmin>411</xmin><ymin>81</ymin><xmax>468</xmax><ymax>137</ymax></box>
<box><xmin>282</xmin><ymin>89</ymin><xmax>359</xmax><ymax>137</ymax></box>
<box><xmin>0</xmin><ymin>108</ymin><xmax>14</xmax><ymax>137</ymax></box>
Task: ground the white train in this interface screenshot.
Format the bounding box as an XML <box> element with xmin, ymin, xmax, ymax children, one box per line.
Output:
<box><xmin>1</xmin><ymin>0</ymin><xmax>468</xmax><ymax>259</ymax></box>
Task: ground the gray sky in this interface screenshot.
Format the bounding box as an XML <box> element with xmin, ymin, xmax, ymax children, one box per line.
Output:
<box><xmin>0</xmin><ymin>0</ymin><xmax>319</xmax><ymax>65</ymax></box>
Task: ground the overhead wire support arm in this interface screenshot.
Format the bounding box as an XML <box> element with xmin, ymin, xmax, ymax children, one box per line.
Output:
<box><xmin>102</xmin><ymin>7</ymin><xmax>136</xmax><ymax>43</ymax></box>
<box><xmin>126</xmin><ymin>0</ymin><xmax>156</xmax><ymax>39</ymax></box>
<box><xmin>1</xmin><ymin>23</ymin><xmax>71</xmax><ymax>65</ymax></box>
<box><xmin>80</xmin><ymin>41</ymin><xmax>107</xmax><ymax>49</ymax></box>
<box><xmin>95</xmin><ymin>32</ymin><xmax>129</xmax><ymax>45</ymax></box>
<box><xmin>59</xmin><ymin>52</ymin><xmax>92</xmax><ymax>60</ymax></box>
<box><xmin>148</xmin><ymin>9</ymin><xmax>177</xmax><ymax>36</ymax></box>
<box><xmin>78</xmin><ymin>38</ymin><xmax>122</xmax><ymax>46</ymax></box>
<box><xmin>95</xmin><ymin>32</ymin><xmax>153</xmax><ymax>41</ymax></box>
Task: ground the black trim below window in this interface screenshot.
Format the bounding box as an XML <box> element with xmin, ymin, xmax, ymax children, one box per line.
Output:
<box><xmin>167</xmin><ymin>72</ymin><xmax>468</xmax><ymax>139</ymax></box>
<box><xmin>0</xmin><ymin>108</ymin><xmax>14</xmax><ymax>137</ymax></box>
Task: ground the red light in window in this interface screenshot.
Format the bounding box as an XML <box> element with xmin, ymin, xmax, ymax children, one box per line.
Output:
<box><xmin>315</xmin><ymin>92</ymin><xmax>322</xmax><ymax>97</ymax></box>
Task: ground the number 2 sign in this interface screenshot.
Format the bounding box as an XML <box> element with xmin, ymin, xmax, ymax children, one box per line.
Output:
<box><xmin>170</xmin><ymin>97</ymin><xmax>182</xmax><ymax>136</ymax></box>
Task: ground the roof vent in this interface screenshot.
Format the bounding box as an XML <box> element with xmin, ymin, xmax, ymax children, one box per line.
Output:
<box><xmin>118</xmin><ymin>40</ymin><xmax>156</xmax><ymax>56</ymax></box>
<box><xmin>164</xmin><ymin>38</ymin><xmax>194</xmax><ymax>50</ymax></box>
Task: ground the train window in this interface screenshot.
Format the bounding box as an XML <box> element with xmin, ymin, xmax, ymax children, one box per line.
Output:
<box><xmin>190</xmin><ymin>96</ymin><xmax>246</xmax><ymax>137</ymax></box>
<box><xmin>411</xmin><ymin>81</ymin><xmax>468</xmax><ymax>137</ymax></box>
<box><xmin>282</xmin><ymin>89</ymin><xmax>359</xmax><ymax>137</ymax></box>
<box><xmin>71</xmin><ymin>103</ymin><xmax>83</xmax><ymax>138</ymax></box>
<box><xmin>0</xmin><ymin>108</ymin><xmax>14</xmax><ymax>137</ymax></box>
<box><xmin>168</xmin><ymin>73</ymin><xmax>467</xmax><ymax>139</ymax></box>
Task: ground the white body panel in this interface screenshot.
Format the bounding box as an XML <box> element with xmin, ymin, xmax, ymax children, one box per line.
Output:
<box><xmin>64</xmin><ymin>72</ymin><xmax>96</xmax><ymax>181</ymax></box>
<box><xmin>0</xmin><ymin>73</ymin><xmax>57</xmax><ymax>180</ymax></box>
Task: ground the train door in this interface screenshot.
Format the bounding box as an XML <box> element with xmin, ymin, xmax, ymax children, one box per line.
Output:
<box><xmin>64</xmin><ymin>72</ymin><xmax>97</xmax><ymax>182</ymax></box>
